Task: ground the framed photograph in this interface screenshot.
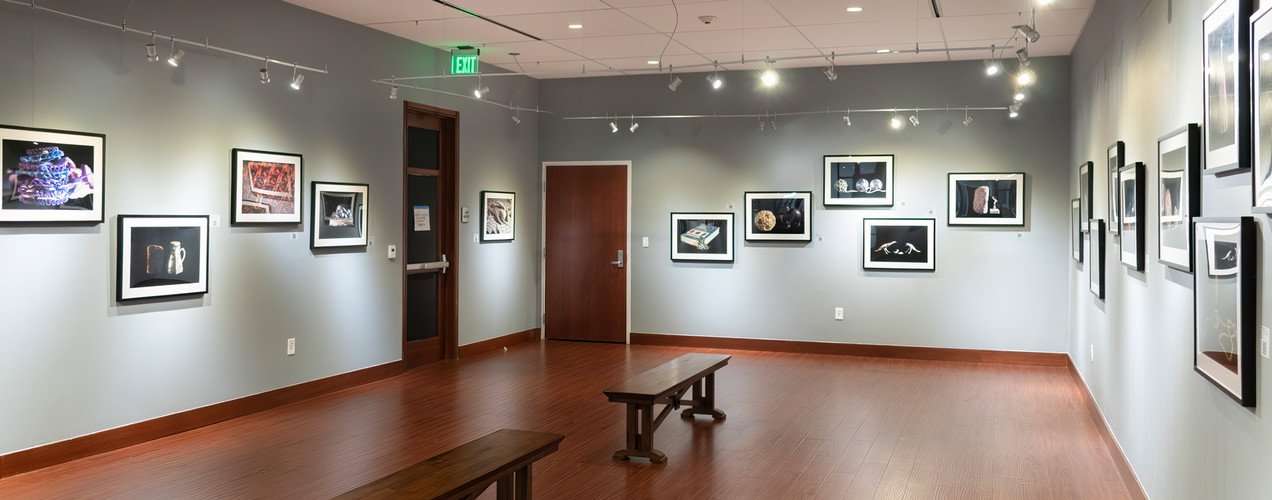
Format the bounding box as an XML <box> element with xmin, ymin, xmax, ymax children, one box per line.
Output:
<box><xmin>1078</xmin><ymin>161</ymin><xmax>1093</xmax><ymax>233</ymax></box>
<box><xmin>1089</xmin><ymin>219</ymin><xmax>1105</xmax><ymax>300</ymax></box>
<box><xmin>1193</xmin><ymin>217</ymin><xmax>1256</xmax><ymax>406</ymax></box>
<box><xmin>947</xmin><ymin>172</ymin><xmax>1024</xmax><ymax>226</ymax></box>
<box><xmin>1072</xmin><ymin>199</ymin><xmax>1083</xmax><ymax>262</ymax></box>
<box><xmin>1159</xmin><ymin>124</ymin><xmax>1202</xmax><ymax>271</ymax></box>
<box><xmin>117</xmin><ymin>215</ymin><xmax>209</xmax><ymax>301</ymax></box>
<box><xmin>670</xmin><ymin>212</ymin><xmax>734</xmax><ymax>262</ymax></box>
<box><xmin>863</xmin><ymin>218</ymin><xmax>936</xmax><ymax>271</ymax></box>
<box><xmin>231</xmin><ymin>148</ymin><xmax>302</xmax><ymax>224</ymax></box>
<box><xmin>0</xmin><ymin>124</ymin><xmax>103</xmax><ymax>223</ymax></box>
<box><xmin>1107</xmin><ymin>142</ymin><xmax>1124</xmax><ymax>236</ymax></box>
<box><xmin>1119</xmin><ymin>162</ymin><xmax>1146</xmax><ymax>270</ymax></box>
<box><xmin>481</xmin><ymin>190</ymin><xmax>515</xmax><ymax>242</ymax></box>
<box><xmin>823</xmin><ymin>155</ymin><xmax>893</xmax><ymax>206</ymax></box>
<box><xmin>1203</xmin><ymin>0</ymin><xmax>1251</xmax><ymax>174</ymax></box>
<box><xmin>311</xmin><ymin>181</ymin><xmax>368</xmax><ymax>248</ymax></box>
<box><xmin>1254</xmin><ymin>6</ymin><xmax>1272</xmax><ymax>208</ymax></box>
<box><xmin>744</xmin><ymin>191</ymin><xmax>811</xmax><ymax>241</ymax></box>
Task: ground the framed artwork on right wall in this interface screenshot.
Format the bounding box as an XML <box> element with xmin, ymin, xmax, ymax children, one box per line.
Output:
<box><xmin>1119</xmin><ymin>162</ymin><xmax>1146</xmax><ymax>271</ymax></box>
<box><xmin>1107</xmin><ymin>141</ymin><xmax>1124</xmax><ymax>236</ymax></box>
<box><xmin>1253</xmin><ymin>5</ymin><xmax>1272</xmax><ymax>208</ymax></box>
<box><xmin>1078</xmin><ymin>161</ymin><xmax>1093</xmax><ymax>233</ymax></box>
<box><xmin>1158</xmin><ymin>124</ymin><xmax>1201</xmax><ymax>271</ymax></box>
<box><xmin>1193</xmin><ymin>216</ymin><xmax>1256</xmax><ymax>407</ymax></box>
<box><xmin>1090</xmin><ymin>219</ymin><xmax>1105</xmax><ymax>300</ymax></box>
<box><xmin>1202</xmin><ymin>0</ymin><xmax>1251</xmax><ymax>174</ymax></box>
<box><xmin>823</xmin><ymin>155</ymin><xmax>893</xmax><ymax>206</ymax></box>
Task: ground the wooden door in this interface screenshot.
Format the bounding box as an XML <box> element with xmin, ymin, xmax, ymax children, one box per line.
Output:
<box><xmin>544</xmin><ymin>164</ymin><xmax>628</xmax><ymax>343</ymax></box>
<box><xmin>403</xmin><ymin>102</ymin><xmax>458</xmax><ymax>367</ymax></box>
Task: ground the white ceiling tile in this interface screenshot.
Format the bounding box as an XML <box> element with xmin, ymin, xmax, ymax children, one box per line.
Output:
<box><xmin>556</xmin><ymin>34</ymin><xmax>696</xmax><ymax>59</ymax></box>
<box><xmin>769</xmin><ymin>0</ymin><xmax>925</xmax><ymax>26</ymax></box>
<box><xmin>591</xmin><ymin>54</ymin><xmax>715</xmax><ymax>73</ymax></box>
<box><xmin>619</xmin><ymin>0</ymin><xmax>790</xmax><ymax>33</ymax></box>
<box><xmin>493</xmin><ymin>9</ymin><xmax>659</xmax><ymax>40</ymax></box>
<box><xmin>940</xmin><ymin>13</ymin><xmax>1027</xmax><ymax>42</ymax></box>
<box><xmin>1034</xmin><ymin>8</ymin><xmax>1094</xmax><ymax>36</ymax></box>
<box><xmin>436</xmin><ymin>0</ymin><xmax>610</xmax><ymax>17</ymax></box>
<box><xmin>938</xmin><ymin>0</ymin><xmax>1029</xmax><ymax>17</ymax></box>
<box><xmin>374</xmin><ymin>17</ymin><xmax>534</xmax><ymax>48</ymax></box>
<box><xmin>479</xmin><ymin>42</ymin><xmax>587</xmax><ymax>64</ymax></box>
<box><xmin>799</xmin><ymin>18</ymin><xmax>944</xmax><ymax>49</ymax></box>
<box><xmin>699</xmin><ymin>49</ymin><xmax>834</xmax><ymax>69</ymax></box>
<box><xmin>285</xmin><ymin>0</ymin><xmax>449</xmax><ymax>25</ymax></box>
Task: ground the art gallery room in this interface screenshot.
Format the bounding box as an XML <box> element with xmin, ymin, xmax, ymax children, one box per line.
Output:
<box><xmin>6</xmin><ymin>0</ymin><xmax>1272</xmax><ymax>498</ymax></box>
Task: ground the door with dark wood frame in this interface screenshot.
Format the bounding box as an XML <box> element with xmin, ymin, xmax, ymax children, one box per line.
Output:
<box><xmin>544</xmin><ymin>163</ymin><xmax>628</xmax><ymax>343</ymax></box>
<box><xmin>403</xmin><ymin>102</ymin><xmax>458</xmax><ymax>366</ymax></box>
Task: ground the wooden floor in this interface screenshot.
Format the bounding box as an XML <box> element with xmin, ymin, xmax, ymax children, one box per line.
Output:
<box><xmin>0</xmin><ymin>341</ymin><xmax>1133</xmax><ymax>499</ymax></box>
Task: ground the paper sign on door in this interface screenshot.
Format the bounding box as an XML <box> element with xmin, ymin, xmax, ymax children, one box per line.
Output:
<box><xmin>413</xmin><ymin>206</ymin><xmax>431</xmax><ymax>231</ymax></box>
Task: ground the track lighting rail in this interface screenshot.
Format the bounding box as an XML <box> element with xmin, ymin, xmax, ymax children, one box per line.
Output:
<box><xmin>562</xmin><ymin>106</ymin><xmax>1008</xmax><ymax>121</ymax></box>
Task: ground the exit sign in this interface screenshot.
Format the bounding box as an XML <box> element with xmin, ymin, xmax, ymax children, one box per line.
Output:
<box><xmin>452</xmin><ymin>54</ymin><xmax>478</xmax><ymax>75</ymax></box>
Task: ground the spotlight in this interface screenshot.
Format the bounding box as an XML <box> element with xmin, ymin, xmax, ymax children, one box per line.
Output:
<box><xmin>610</xmin><ymin>120</ymin><xmax>618</xmax><ymax>133</ymax></box>
<box><xmin>1014</xmin><ymin>89</ymin><xmax>1026</xmax><ymax>101</ymax></box>
<box><xmin>984</xmin><ymin>59</ymin><xmax>1001</xmax><ymax>76</ymax></box>
<box><xmin>668</xmin><ymin>75</ymin><xmax>682</xmax><ymax>91</ymax></box>
<box><xmin>758</xmin><ymin>117</ymin><xmax>765</xmax><ymax>131</ymax></box>
<box><xmin>166</xmin><ymin>37</ymin><xmax>184</xmax><ymax>67</ymax></box>
<box><xmin>1009</xmin><ymin>102</ymin><xmax>1022</xmax><ymax>118</ymax></box>
<box><xmin>259</xmin><ymin>58</ymin><xmax>270</xmax><ymax>84</ymax></box>
<box><xmin>511</xmin><ymin>113</ymin><xmax>521</xmax><ymax>124</ymax></box>
<box><xmin>707</xmin><ymin>74</ymin><xmax>723</xmax><ymax>89</ymax></box>
<box><xmin>891</xmin><ymin>116</ymin><xmax>903</xmax><ymax>129</ymax></box>
<box><xmin>630</xmin><ymin>121</ymin><xmax>639</xmax><ymax>133</ymax></box>
<box><xmin>963</xmin><ymin>107</ymin><xmax>973</xmax><ymax>126</ymax></box>
<box><xmin>1016</xmin><ymin>46</ymin><xmax>1029</xmax><ymax>64</ymax></box>
<box><xmin>146</xmin><ymin>33</ymin><xmax>158</xmax><ymax>62</ymax></box>
<box><xmin>1013</xmin><ymin>24</ymin><xmax>1041</xmax><ymax>44</ymax></box>
<box><xmin>761</xmin><ymin>69</ymin><xmax>778</xmax><ymax>87</ymax></box>
<box><xmin>909</xmin><ymin>114</ymin><xmax>920</xmax><ymax>126</ymax></box>
<box><xmin>389</xmin><ymin>86</ymin><xmax>398</xmax><ymax>99</ymax></box>
<box><xmin>1016</xmin><ymin>69</ymin><xmax>1035</xmax><ymax>86</ymax></box>
<box><xmin>290</xmin><ymin>65</ymin><xmax>304</xmax><ymax>90</ymax></box>
<box><xmin>843</xmin><ymin>114</ymin><xmax>852</xmax><ymax>127</ymax></box>
<box><xmin>824</xmin><ymin>66</ymin><xmax>838</xmax><ymax>81</ymax></box>
<box><xmin>474</xmin><ymin>86</ymin><xmax>489</xmax><ymax>98</ymax></box>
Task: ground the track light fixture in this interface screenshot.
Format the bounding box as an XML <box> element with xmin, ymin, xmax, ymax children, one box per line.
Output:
<box><xmin>984</xmin><ymin>45</ymin><xmax>1000</xmax><ymax>76</ymax></box>
<box><xmin>963</xmin><ymin>107</ymin><xmax>973</xmax><ymax>126</ymax></box>
<box><xmin>1013</xmin><ymin>24</ymin><xmax>1041</xmax><ymax>44</ymax></box>
<box><xmin>290</xmin><ymin>65</ymin><xmax>304</xmax><ymax>90</ymax></box>
<box><xmin>1016</xmin><ymin>69</ymin><xmax>1035</xmax><ymax>86</ymax></box>
<box><xmin>609</xmin><ymin>118</ymin><xmax>619</xmax><ymax>133</ymax></box>
<box><xmin>629</xmin><ymin>115</ymin><xmax>639</xmax><ymax>133</ymax></box>
<box><xmin>1016</xmin><ymin>46</ymin><xmax>1029</xmax><ymax>64</ymax></box>
<box><xmin>166</xmin><ymin>37</ymin><xmax>184</xmax><ymax>67</ymax></box>
<box><xmin>1014</xmin><ymin>89</ymin><xmax>1026</xmax><ymax>101</ymax></box>
<box><xmin>707</xmin><ymin>61</ymin><xmax>723</xmax><ymax>89</ymax></box>
<box><xmin>474</xmin><ymin>76</ymin><xmax>489</xmax><ymax>98</ymax></box>
<box><xmin>909</xmin><ymin>108</ymin><xmax>920</xmax><ymax>126</ymax></box>
<box><xmin>511</xmin><ymin>112</ymin><xmax>520</xmax><ymax>124</ymax></box>
<box><xmin>668</xmin><ymin>74</ymin><xmax>682</xmax><ymax>92</ymax></box>
<box><xmin>760</xmin><ymin>59</ymin><xmax>779</xmax><ymax>87</ymax></box>
<box><xmin>146</xmin><ymin>33</ymin><xmax>158</xmax><ymax>62</ymax></box>
<box><xmin>890</xmin><ymin>109</ymin><xmax>903</xmax><ymax>129</ymax></box>
<box><xmin>259</xmin><ymin>58</ymin><xmax>270</xmax><ymax>84</ymax></box>
<box><xmin>824</xmin><ymin>53</ymin><xmax>837</xmax><ymax>81</ymax></box>
<box><xmin>389</xmin><ymin>78</ymin><xmax>398</xmax><ymax>99</ymax></box>
<box><xmin>843</xmin><ymin>111</ymin><xmax>852</xmax><ymax>127</ymax></box>
<box><xmin>1009</xmin><ymin>102</ymin><xmax>1022</xmax><ymax>118</ymax></box>
<box><xmin>758</xmin><ymin>116</ymin><xmax>765</xmax><ymax>131</ymax></box>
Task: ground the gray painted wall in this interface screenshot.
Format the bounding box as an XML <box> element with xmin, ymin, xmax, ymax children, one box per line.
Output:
<box><xmin>539</xmin><ymin>58</ymin><xmax>1072</xmax><ymax>352</ymax></box>
<box><xmin>1070</xmin><ymin>0</ymin><xmax>1272</xmax><ymax>497</ymax></box>
<box><xmin>0</xmin><ymin>0</ymin><xmax>540</xmax><ymax>455</ymax></box>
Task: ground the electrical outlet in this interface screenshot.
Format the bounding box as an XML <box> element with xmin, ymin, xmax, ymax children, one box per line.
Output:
<box><xmin>1089</xmin><ymin>344</ymin><xmax>1094</xmax><ymax>363</ymax></box>
<box><xmin>642</xmin><ymin>237</ymin><xmax>649</xmax><ymax>248</ymax></box>
<box><xmin>1261</xmin><ymin>326</ymin><xmax>1270</xmax><ymax>358</ymax></box>
<box><xmin>290</xmin><ymin>233</ymin><xmax>298</xmax><ymax>240</ymax></box>
<box><xmin>210</xmin><ymin>215</ymin><xmax>221</xmax><ymax>227</ymax></box>
<box><xmin>287</xmin><ymin>338</ymin><xmax>296</xmax><ymax>356</ymax></box>
<box><xmin>387</xmin><ymin>245</ymin><xmax>397</xmax><ymax>259</ymax></box>
<box><xmin>473</xmin><ymin>233</ymin><xmax>479</xmax><ymax>243</ymax></box>
<box><xmin>834</xmin><ymin>307</ymin><xmax>844</xmax><ymax>320</ymax></box>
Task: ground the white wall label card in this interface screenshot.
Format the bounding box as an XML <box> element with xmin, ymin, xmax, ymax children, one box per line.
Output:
<box><xmin>413</xmin><ymin>205</ymin><xmax>431</xmax><ymax>231</ymax></box>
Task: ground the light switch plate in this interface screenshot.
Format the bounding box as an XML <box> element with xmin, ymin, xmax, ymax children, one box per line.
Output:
<box><xmin>461</xmin><ymin>206</ymin><xmax>470</xmax><ymax>223</ymax></box>
<box><xmin>387</xmin><ymin>245</ymin><xmax>397</xmax><ymax>259</ymax></box>
<box><xmin>834</xmin><ymin>307</ymin><xmax>843</xmax><ymax>320</ymax></box>
<box><xmin>210</xmin><ymin>215</ymin><xmax>221</xmax><ymax>227</ymax></box>
<box><xmin>642</xmin><ymin>237</ymin><xmax>649</xmax><ymax>248</ymax></box>
<box><xmin>1261</xmin><ymin>326</ymin><xmax>1270</xmax><ymax>358</ymax></box>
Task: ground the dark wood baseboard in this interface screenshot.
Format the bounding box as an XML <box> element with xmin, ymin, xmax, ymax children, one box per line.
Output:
<box><xmin>1065</xmin><ymin>357</ymin><xmax>1147</xmax><ymax>499</ymax></box>
<box><xmin>0</xmin><ymin>360</ymin><xmax>404</xmax><ymax>479</ymax></box>
<box><xmin>630</xmin><ymin>333</ymin><xmax>1068</xmax><ymax>367</ymax></box>
<box><xmin>459</xmin><ymin>328</ymin><xmax>541</xmax><ymax>358</ymax></box>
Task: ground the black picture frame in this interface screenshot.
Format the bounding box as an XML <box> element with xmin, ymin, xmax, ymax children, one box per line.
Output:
<box><xmin>1203</xmin><ymin>0</ymin><xmax>1252</xmax><ymax>174</ymax></box>
<box><xmin>744</xmin><ymin>191</ymin><xmax>812</xmax><ymax>242</ymax></box>
<box><xmin>1089</xmin><ymin>219</ymin><xmax>1105</xmax><ymax>300</ymax></box>
<box><xmin>946</xmin><ymin>172</ymin><xmax>1025</xmax><ymax>226</ymax></box>
<box><xmin>1192</xmin><ymin>216</ymin><xmax>1256</xmax><ymax>406</ymax></box>
<box><xmin>1118</xmin><ymin>162</ymin><xmax>1146</xmax><ymax>270</ymax></box>
<box><xmin>480</xmin><ymin>190</ymin><xmax>515</xmax><ymax>242</ymax></box>
<box><xmin>1253</xmin><ymin>5</ymin><xmax>1272</xmax><ymax>208</ymax></box>
<box><xmin>1107</xmin><ymin>141</ymin><xmax>1124</xmax><ymax>236</ymax></box>
<box><xmin>117</xmin><ymin>215</ymin><xmax>209</xmax><ymax>301</ymax></box>
<box><xmin>311</xmin><ymin>181</ymin><xmax>369</xmax><ymax>249</ymax></box>
<box><xmin>862</xmin><ymin>218</ymin><xmax>936</xmax><ymax>271</ymax></box>
<box><xmin>230</xmin><ymin>148</ymin><xmax>302</xmax><ymax>224</ymax></box>
<box><xmin>670</xmin><ymin>212</ymin><xmax>734</xmax><ymax>262</ymax></box>
<box><xmin>1078</xmin><ymin>161</ymin><xmax>1093</xmax><ymax>233</ymax></box>
<box><xmin>823</xmin><ymin>155</ymin><xmax>893</xmax><ymax>206</ymax></box>
<box><xmin>1072</xmin><ymin>199</ymin><xmax>1083</xmax><ymax>262</ymax></box>
<box><xmin>0</xmin><ymin>124</ymin><xmax>105</xmax><ymax>223</ymax></box>
<box><xmin>1158</xmin><ymin>124</ymin><xmax>1202</xmax><ymax>271</ymax></box>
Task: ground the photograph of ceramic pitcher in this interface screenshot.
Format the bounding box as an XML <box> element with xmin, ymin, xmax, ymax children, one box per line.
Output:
<box><xmin>167</xmin><ymin>240</ymin><xmax>186</xmax><ymax>275</ymax></box>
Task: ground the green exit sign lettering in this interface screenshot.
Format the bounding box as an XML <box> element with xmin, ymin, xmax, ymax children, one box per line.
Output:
<box><xmin>452</xmin><ymin>54</ymin><xmax>478</xmax><ymax>75</ymax></box>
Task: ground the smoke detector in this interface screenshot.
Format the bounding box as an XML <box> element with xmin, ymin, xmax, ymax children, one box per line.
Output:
<box><xmin>698</xmin><ymin>15</ymin><xmax>717</xmax><ymax>24</ymax></box>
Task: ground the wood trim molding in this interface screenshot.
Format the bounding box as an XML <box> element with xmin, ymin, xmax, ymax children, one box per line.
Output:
<box><xmin>1065</xmin><ymin>357</ymin><xmax>1148</xmax><ymax>500</ymax></box>
<box><xmin>459</xmin><ymin>328</ymin><xmax>541</xmax><ymax>358</ymax></box>
<box><xmin>630</xmin><ymin>333</ymin><xmax>1069</xmax><ymax>367</ymax></box>
<box><xmin>0</xmin><ymin>361</ymin><xmax>404</xmax><ymax>479</ymax></box>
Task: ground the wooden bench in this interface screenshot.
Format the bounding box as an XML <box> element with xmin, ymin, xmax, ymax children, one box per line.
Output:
<box><xmin>602</xmin><ymin>353</ymin><xmax>730</xmax><ymax>463</ymax></box>
<box><xmin>334</xmin><ymin>429</ymin><xmax>564</xmax><ymax>500</ymax></box>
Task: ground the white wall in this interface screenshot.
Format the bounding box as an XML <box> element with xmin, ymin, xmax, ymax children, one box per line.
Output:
<box><xmin>1070</xmin><ymin>0</ymin><xmax>1272</xmax><ymax>497</ymax></box>
<box><xmin>539</xmin><ymin>57</ymin><xmax>1072</xmax><ymax>353</ymax></box>
<box><xmin>0</xmin><ymin>0</ymin><xmax>540</xmax><ymax>455</ymax></box>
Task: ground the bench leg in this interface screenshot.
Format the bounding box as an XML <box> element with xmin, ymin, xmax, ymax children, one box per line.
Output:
<box><xmin>612</xmin><ymin>403</ymin><xmax>667</xmax><ymax>464</ymax></box>
<box><xmin>494</xmin><ymin>464</ymin><xmax>532</xmax><ymax>500</ymax></box>
<box><xmin>680</xmin><ymin>373</ymin><xmax>727</xmax><ymax>420</ymax></box>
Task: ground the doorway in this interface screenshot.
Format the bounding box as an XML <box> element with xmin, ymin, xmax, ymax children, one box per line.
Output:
<box><xmin>541</xmin><ymin>162</ymin><xmax>630</xmax><ymax>343</ymax></box>
<box><xmin>403</xmin><ymin>102</ymin><xmax>458</xmax><ymax>367</ymax></box>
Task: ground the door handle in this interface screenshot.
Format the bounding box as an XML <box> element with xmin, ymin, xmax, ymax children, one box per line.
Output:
<box><xmin>407</xmin><ymin>254</ymin><xmax>450</xmax><ymax>273</ymax></box>
<box><xmin>610</xmin><ymin>250</ymin><xmax>624</xmax><ymax>268</ymax></box>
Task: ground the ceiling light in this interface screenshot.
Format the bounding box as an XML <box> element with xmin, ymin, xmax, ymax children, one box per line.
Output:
<box><xmin>1014</xmin><ymin>24</ymin><xmax>1041</xmax><ymax>44</ymax></box>
<box><xmin>145</xmin><ymin>33</ymin><xmax>158</xmax><ymax>62</ymax></box>
<box><xmin>1014</xmin><ymin>89</ymin><xmax>1026</xmax><ymax>101</ymax></box>
<box><xmin>963</xmin><ymin>107</ymin><xmax>973</xmax><ymax>126</ymax></box>
<box><xmin>511</xmin><ymin>113</ymin><xmax>520</xmax><ymax>124</ymax></box>
<box><xmin>876</xmin><ymin>48</ymin><xmax>891</xmax><ymax>54</ymax></box>
<box><xmin>707</xmin><ymin>73</ymin><xmax>723</xmax><ymax>89</ymax></box>
<box><xmin>846</xmin><ymin>6</ymin><xmax>863</xmax><ymax>12</ymax></box>
<box><xmin>1016</xmin><ymin>69</ymin><xmax>1035</xmax><ymax>86</ymax></box>
<box><xmin>1038</xmin><ymin>0</ymin><xmax>1052</xmax><ymax>4</ymax></box>
<box><xmin>474</xmin><ymin>86</ymin><xmax>489</xmax><ymax>98</ymax></box>
<box><xmin>610</xmin><ymin>119</ymin><xmax>619</xmax><ymax>133</ymax></box>
<box><xmin>758</xmin><ymin>116</ymin><xmax>765</xmax><ymax>131</ymax></box>
<box><xmin>824</xmin><ymin>66</ymin><xmax>837</xmax><ymax>81</ymax></box>
<box><xmin>629</xmin><ymin>116</ymin><xmax>640</xmax><ymax>133</ymax></box>
<box><xmin>567</xmin><ymin>24</ymin><xmax>583</xmax><ymax>29</ymax></box>
<box><xmin>259</xmin><ymin>58</ymin><xmax>270</xmax><ymax>84</ymax></box>
<box><xmin>891</xmin><ymin>113</ymin><xmax>903</xmax><ymax>129</ymax></box>
<box><xmin>843</xmin><ymin>114</ymin><xmax>852</xmax><ymax>127</ymax></box>
<box><xmin>668</xmin><ymin>75</ymin><xmax>682</xmax><ymax>92</ymax></box>
<box><xmin>289</xmin><ymin>65</ymin><xmax>304</xmax><ymax>90</ymax></box>
<box><xmin>984</xmin><ymin>59</ymin><xmax>1001</xmax><ymax>76</ymax></box>
<box><xmin>647</xmin><ymin>60</ymin><xmax>660</xmax><ymax>65</ymax></box>
<box><xmin>761</xmin><ymin>61</ymin><xmax>779</xmax><ymax>87</ymax></box>
<box><xmin>1016</xmin><ymin>46</ymin><xmax>1029</xmax><ymax>64</ymax></box>
<box><xmin>1009</xmin><ymin>102</ymin><xmax>1022</xmax><ymax>118</ymax></box>
<box><xmin>909</xmin><ymin>113</ymin><xmax>920</xmax><ymax>126</ymax></box>
<box><xmin>389</xmin><ymin>86</ymin><xmax>398</xmax><ymax>99</ymax></box>
<box><xmin>166</xmin><ymin>37</ymin><xmax>184</xmax><ymax>67</ymax></box>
